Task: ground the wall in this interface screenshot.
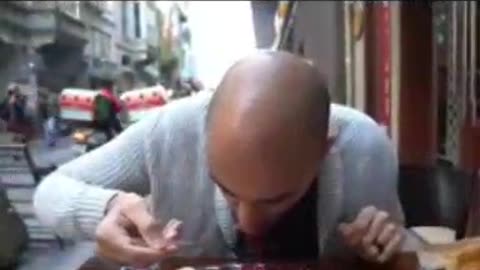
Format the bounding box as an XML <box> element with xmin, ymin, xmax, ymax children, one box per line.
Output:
<box><xmin>364</xmin><ymin>3</ymin><xmax>435</xmax><ymax>165</ymax></box>
<box><xmin>292</xmin><ymin>1</ymin><xmax>346</xmax><ymax>103</ymax></box>
<box><xmin>351</xmin><ymin>3</ymin><xmax>368</xmax><ymax>112</ymax></box>
<box><xmin>398</xmin><ymin>4</ymin><xmax>435</xmax><ymax>166</ymax></box>
<box><xmin>81</xmin><ymin>3</ymin><xmax>115</xmax><ymax>61</ymax></box>
<box><xmin>109</xmin><ymin>1</ymin><xmax>124</xmax><ymax>65</ymax></box>
<box><xmin>390</xmin><ymin>2</ymin><xmax>401</xmax><ymax>150</ymax></box>
<box><xmin>144</xmin><ymin>2</ymin><xmax>159</xmax><ymax>47</ymax></box>
<box><xmin>0</xmin><ymin>43</ymin><xmax>32</xmax><ymax>95</ymax></box>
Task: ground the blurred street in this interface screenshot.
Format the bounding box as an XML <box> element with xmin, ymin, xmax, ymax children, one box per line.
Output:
<box><xmin>18</xmin><ymin>242</ymin><xmax>95</xmax><ymax>270</ymax></box>
<box><xmin>15</xmin><ymin>136</ymin><xmax>92</xmax><ymax>270</ymax></box>
<box><xmin>29</xmin><ymin>137</ymin><xmax>78</xmax><ymax>167</ymax></box>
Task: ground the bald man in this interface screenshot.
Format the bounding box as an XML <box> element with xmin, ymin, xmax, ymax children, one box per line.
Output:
<box><xmin>34</xmin><ymin>52</ymin><xmax>411</xmax><ymax>268</ymax></box>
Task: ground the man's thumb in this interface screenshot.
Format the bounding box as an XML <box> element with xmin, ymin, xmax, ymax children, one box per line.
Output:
<box><xmin>162</xmin><ymin>219</ymin><xmax>183</xmax><ymax>241</ymax></box>
<box><xmin>121</xmin><ymin>194</ymin><xmax>160</xmax><ymax>246</ymax></box>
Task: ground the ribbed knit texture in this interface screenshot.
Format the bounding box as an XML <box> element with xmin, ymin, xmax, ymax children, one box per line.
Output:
<box><xmin>33</xmin><ymin>91</ymin><xmax>405</xmax><ymax>257</ymax></box>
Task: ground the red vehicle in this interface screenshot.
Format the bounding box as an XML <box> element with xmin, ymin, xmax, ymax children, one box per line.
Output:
<box><xmin>120</xmin><ymin>85</ymin><xmax>169</xmax><ymax>123</ymax></box>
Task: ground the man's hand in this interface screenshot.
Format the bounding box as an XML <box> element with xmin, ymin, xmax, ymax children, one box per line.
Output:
<box><xmin>95</xmin><ymin>192</ymin><xmax>181</xmax><ymax>268</ymax></box>
<box><xmin>338</xmin><ymin>206</ymin><xmax>404</xmax><ymax>263</ymax></box>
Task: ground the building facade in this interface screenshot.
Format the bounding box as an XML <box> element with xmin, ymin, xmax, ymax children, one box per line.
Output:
<box><xmin>0</xmin><ymin>1</ymin><xmax>162</xmax><ymax>117</ymax></box>
<box><xmin>0</xmin><ymin>1</ymin><xmax>88</xmax><ymax>116</ymax></box>
<box><xmin>110</xmin><ymin>1</ymin><xmax>161</xmax><ymax>93</ymax></box>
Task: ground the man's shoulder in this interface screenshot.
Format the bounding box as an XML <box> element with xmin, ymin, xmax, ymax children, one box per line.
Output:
<box><xmin>330</xmin><ymin>104</ymin><xmax>377</xmax><ymax>128</ymax></box>
<box><xmin>329</xmin><ymin>104</ymin><xmax>395</xmax><ymax>174</ymax></box>
<box><xmin>147</xmin><ymin>90</ymin><xmax>211</xmax><ymax>121</ymax></box>
<box><xmin>143</xmin><ymin>91</ymin><xmax>212</xmax><ymax>141</ymax></box>
<box><xmin>330</xmin><ymin>104</ymin><xmax>386</xmax><ymax>150</ymax></box>
<box><xmin>328</xmin><ymin>105</ymin><xmax>399</xmax><ymax>222</ymax></box>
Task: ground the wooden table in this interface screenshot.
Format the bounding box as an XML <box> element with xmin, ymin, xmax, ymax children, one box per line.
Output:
<box><xmin>78</xmin><ymin>253</ymin><xmax>421</xmax><ymax>270</ymax></box>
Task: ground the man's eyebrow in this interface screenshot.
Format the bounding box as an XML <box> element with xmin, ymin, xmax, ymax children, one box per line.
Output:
<box><xmin>209</xmin><ymin>172</ymin><xmax>294</xmax><ymax>203</ymax></box>
<box><xmin>209</xmin><ymin>173</ymin><xmax>237</xmax><ymax>197</ymax></box>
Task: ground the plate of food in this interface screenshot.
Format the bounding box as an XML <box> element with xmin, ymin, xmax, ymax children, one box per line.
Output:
<box><xmin>418</xmin><ymin>237</ymin><xmax>480</xmax><ymax>270</ymax></box>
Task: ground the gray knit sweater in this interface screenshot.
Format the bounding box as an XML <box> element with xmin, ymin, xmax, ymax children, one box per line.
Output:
<box><xmin>33</xmin><ymin>90</ymin><xmax>405</xmax><ymax>258</ymax></box>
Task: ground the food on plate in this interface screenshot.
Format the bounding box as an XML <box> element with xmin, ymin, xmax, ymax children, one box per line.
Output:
<box><xmin>444</xmin><ymin>243</ymin><xmax>480</xmax><ymax>270</ymax></box>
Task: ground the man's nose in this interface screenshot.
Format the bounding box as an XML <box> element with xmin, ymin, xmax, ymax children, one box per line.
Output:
<box><xmin>236</xmin><ymin>203</ymin><xmax>268</xmax><ymax>236</ymax></box>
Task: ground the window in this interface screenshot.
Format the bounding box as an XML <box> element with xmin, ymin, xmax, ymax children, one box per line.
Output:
<box><xmin>121</xmin><ymin>55</ymin><xmax>131</xmax><ymax>66</ymax></box>
<box><xmin>121</xmin><ymin>2</ymin><xmax>128</xmax><ymax>39</ymax></box>
<box><xmin>147</xmin><ymin>24</ymin><xmax>156</xmax><ymax>45</ymax></box>
<box><xmin>134</xmin><ymin>2</ymin><xmax>141</xmax><ymax>38</ymax></box>
<box><xmin>100</xmin><ymin>34</ymin><xmax>112</xmax><ymax>59</ymax></box>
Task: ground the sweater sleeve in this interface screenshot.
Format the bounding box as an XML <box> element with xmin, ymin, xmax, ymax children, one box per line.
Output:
<box><xmin>33</xmin><ymin>114</ymin><xmax>158</xmax><ymax>240</ymax></box>
<box><xmin>340</xmin><ymin>119</ymin><xmax>404</xmax><ymax>225</ymax></box>
<box><xmin>339</xmin><ymin>119</ymin><xmax>426</xmax><ymax>252</ymax></box>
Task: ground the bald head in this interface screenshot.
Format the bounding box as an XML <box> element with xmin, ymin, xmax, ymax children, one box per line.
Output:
<box><xmin>207</xmin><ymin>51</ymin><xmax>330</xmax><ymax>140</ymax></box>
<box><xmin>206</xmin><ymin>51</ymin><xmax>331</xmax><ymax>236</ymax></box>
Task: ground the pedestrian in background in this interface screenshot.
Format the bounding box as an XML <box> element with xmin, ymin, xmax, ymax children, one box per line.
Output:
<box><xmin>96</xmin><ymin>80</ymin><xmax>123</xmax><ymax>141</ymax></box>
<box><xmin>43</xmin><ymin>114</ymin><xmax>58</xmax><ymax>148</ymax></box>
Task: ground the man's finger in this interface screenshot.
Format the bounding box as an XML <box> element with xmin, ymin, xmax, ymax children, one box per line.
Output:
<box><xmin>362</xmin><ymin>211</ymin><xmax>389</xmax><ymax>247</ymax></box>
<box><xmin>363</xmin><ymin>244</ymin><xmax>380</xmax><ymax>259</ymax></box>
<box><xmin>121</xmin><ymin>242</ymin><xmax>174</xmax><ymax>268</ymax></box>
<box><xmin>378</xmin><ymin>233</ymin><xmax>403</xmax><ymax>263</ymax></box>
<box><xmin>162</xmin><ymin>219</ymin><xmax>183</xmax><ymax>241</ymax></box>
<box><xmin>97</xmin><ymin>212</ymin><xmax>172</xmax><ymax>266</ymax></box>
<box><xmin>377</xmin><ymin>223</ymin><xmax>397</xmax><ymax>246</ymax></box>
<box><xmin>123</xmin><ymin>201</ymin><xmax>160</xmax><ymax>247</ymax></box>
<box><xmin>142</xmin><ymin>219</ymin><xmax>183</xmax><ymax>249</ymax></box>
<box><xmin>99</xmin><ymin>231</ymin><xmax>174</xmax><ymax>268</ymax></box>
<box><xmin>345</xmin><ymin>206</ymin><xmax>378</xmax><ymax>246</ymax></box>
<box><xmin>130</xmin><ymin>237</ymin><xmax>149</xmax><ymax>247</ymax></box>
<box><xmin>96</xmin><ymin>225</ymin><xmax>144</xmax><ymax>267</ymax></box>
<box><xmin>352</xmin><ymin>206</ymin><xmax>377</xmax><ymax>232</ymax></box>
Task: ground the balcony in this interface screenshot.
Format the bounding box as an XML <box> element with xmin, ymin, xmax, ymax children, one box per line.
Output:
<box><xmin>56</xmin><ymin>1</ymin><xmax>80</xmax><ymax>20</ymax></box>
<box><xmin>5</xmin><ymin>1</ymin><xmax>55</xmax><ymax>11</ymax></box>
<box><xmin>84</xmin><ymin>1</ymin><xmax>106</xmax><ymax>13</ymax></box>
